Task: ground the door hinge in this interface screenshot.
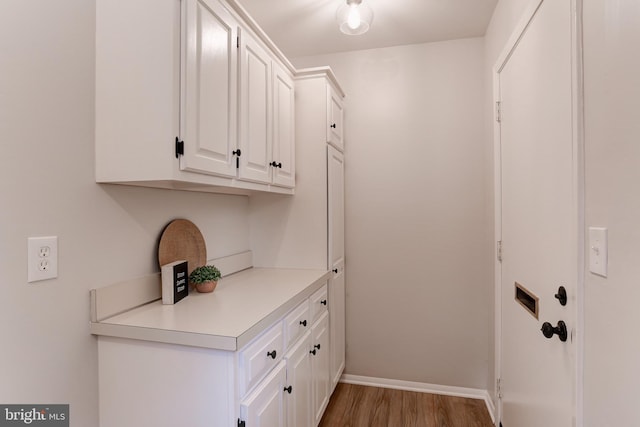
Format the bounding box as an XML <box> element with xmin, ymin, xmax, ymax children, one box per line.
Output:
<box><xmin>237</xmin><ymin>419</ymin><xmax>245</xmax><ymax>427</ymax></box>
<box><xmin>497</xmin><ymin>240</ymin><xmax>503</xmax><ymax>263</ymax></box>
<box><xmin>497</xmin><ymin>378</ymin><xmax>503</xmax><ymax>399</ymax></box>
<box><xmin>232</xmin><ymin>149</ymin><xmax>241</xmax><ymax>169</ymax></box>
<box><xmin>495</xmin><ymin>101</ymin><xmax>502</xmax><ymax>122</ymax></box>
<box><xmin>175</xmin><ymin>137</ymin><xmax>184</xmax><ymax>158</ymax></box>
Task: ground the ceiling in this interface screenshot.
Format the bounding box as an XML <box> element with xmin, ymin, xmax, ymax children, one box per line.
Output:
<box><xmin>238</xmin><ymin>0</ymin><xmax>498</xmax><ymax>58</ymax></box>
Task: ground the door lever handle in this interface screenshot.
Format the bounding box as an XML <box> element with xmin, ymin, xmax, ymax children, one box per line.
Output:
<box><xmin>541</xmin><ymin>320</ymin><xmax>568</xmax><ymax>342</ymax></box>
<box><xmin>554</xmin><ymin>286</ymin><xmax>567</xmax><ymax>306</ymax></box>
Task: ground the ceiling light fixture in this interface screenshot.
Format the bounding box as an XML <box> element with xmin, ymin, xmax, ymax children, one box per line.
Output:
<box><xmin>337</xmin><ymin>0</ymin><xmax>373</xmax><ymax>36</ymax></box>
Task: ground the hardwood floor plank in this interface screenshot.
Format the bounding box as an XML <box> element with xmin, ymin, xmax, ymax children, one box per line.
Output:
<box><xmin>319</xmin><ymin>384</ymin><xmax>494</xmax><ymax>427</ymax></box>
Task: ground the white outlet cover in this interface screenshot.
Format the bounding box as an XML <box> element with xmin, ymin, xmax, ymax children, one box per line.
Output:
<box><xmin>28</xmin><ymin>236</ymin><xmax>58</xmax><ymax>282</ymax></box>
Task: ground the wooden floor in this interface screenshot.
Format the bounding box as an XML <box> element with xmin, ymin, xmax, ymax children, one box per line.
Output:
<box><xmin>319</xmin><ymin>383</ymin><xmax>494</xmax><ymax>427</ymax></box>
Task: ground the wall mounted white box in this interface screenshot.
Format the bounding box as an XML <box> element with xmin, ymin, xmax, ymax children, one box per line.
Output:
<box><xmin>588</xmin><ymin>227</ymin><xmax>608</xmax><ymax>277</ymax></box>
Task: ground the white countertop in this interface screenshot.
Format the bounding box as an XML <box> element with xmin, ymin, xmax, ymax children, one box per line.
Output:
<box><xmin>90</xmin><ymin>268</ymin><xmax>330</xmax><ymax>351</ymax></box>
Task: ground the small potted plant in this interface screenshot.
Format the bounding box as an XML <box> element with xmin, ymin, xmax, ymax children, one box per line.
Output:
<box><xmin>189</xmin><ymin>265</ymin><xmax>221</xmax><ymax>293</ymax></box>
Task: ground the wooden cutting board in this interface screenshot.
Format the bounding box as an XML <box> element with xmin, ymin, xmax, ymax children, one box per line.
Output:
<box><xmin>158</xmin><ymin>219</ymin><xmax>206</xmax><ymax>275</ymax></box>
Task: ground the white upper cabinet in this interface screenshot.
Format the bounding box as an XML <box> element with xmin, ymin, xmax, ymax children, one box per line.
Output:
<box><xmin>238</xmin><ymin>31</ymin><xmax>296</xmax><ymax>189</ymax></box>
<box><xmin>180</xmin><ymin>0</ymin><xmax>238</xmax><ymax>178</ymax></box>
<box><xmin>272</xmin><ymin>62</ymin><xmax>296</xmax><ymax>188</ymax></box>
<box><xmin>95</xmin><ymin>0</ymin><xmax>295</xmax><ymax>195</ymax></box>
<box><xmin>327</xmin><ymin>84</ymin><xmax>344</xmax><ymax>152</ymax></box>
<box><xmin>238</xmin><ymin>30</ymin><xmax>273</xmax><ymax>184</ymax></box>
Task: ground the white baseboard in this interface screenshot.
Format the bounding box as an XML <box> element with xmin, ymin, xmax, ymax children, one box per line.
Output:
<box><xmin>339</xmin><ymin>374</ymin><xmax>496</xmax><ymax>425</ymax></box>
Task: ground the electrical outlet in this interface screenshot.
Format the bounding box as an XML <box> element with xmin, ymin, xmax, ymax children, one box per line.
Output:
<box><xmin>28</xmin><ymin>236</ymin><xmax>58</xmax><ymax>282</ymax></box>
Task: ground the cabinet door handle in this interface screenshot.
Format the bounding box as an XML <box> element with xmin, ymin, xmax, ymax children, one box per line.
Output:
<box><xmin>310</xmin><ymin>349</ymin><xmax>317</xmax><ymax>356</ymax></box>
<box><xmin>267</xmin><ymin>350</ymin><xmax>277</xmax><ymax>359</ymax></box>
<box><xmin>314</xmin><ymin>344</ymin><xmax>321</xmax><ymax>350</ymax></box>
<box><xmin>333</xmin><ymin>268</ymin><xmax>338</xmax><ymax>273</ymax></box>
<box><xmin>284</xmin><ymin>385</ymin><xmax>293</xmax><ymax>394</ymax></box>
<box><xmin>331</xmin><ymin>123</ymin><xmax>336</xmax><ymax>129</ymax></box>
<box><xmin>299</xmin><ymin>320</ymin><xmax>307</xmax><ymax>327</ymax></box>
<box><xmin>269</xmin><ymin>161</ymin><xmax>282</xmax><ymax>168</ymax></box>
<box><xmin>320</xmin><ymin>299</ymin><xmax>327</xmax><ymax>306</ymax></box>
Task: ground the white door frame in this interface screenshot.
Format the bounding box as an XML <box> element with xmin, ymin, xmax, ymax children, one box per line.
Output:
<box><xmin>492</xmin><ymin>0</ymin><xmax>585</xmax><ymax>424</ymax></box>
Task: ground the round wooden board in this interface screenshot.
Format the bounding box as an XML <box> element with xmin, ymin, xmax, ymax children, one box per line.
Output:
<box><xmin>158</xmin><ymin>219</ymin><xmax>206</xmax><ymax>275</ymax></box>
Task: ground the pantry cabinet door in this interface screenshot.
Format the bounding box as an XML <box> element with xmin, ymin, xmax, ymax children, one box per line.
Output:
<box><xmin>238</xmin><ymin>31</ymin><xmax>273</xmax><ymax>184</ymax></box>
<box><xmin>326</xmin><ymin>85</ymin><xmax>344</xmax><ymax>152</ymax></box>
<box><xmin>180</xmin><ymin>0</ymin><xmax>238</xmax><ymax>178</ymax></box>
<box><xmin>272</xmin><ymin>63</ymin><xmax>295</xmax><ymax>188</ymax></box>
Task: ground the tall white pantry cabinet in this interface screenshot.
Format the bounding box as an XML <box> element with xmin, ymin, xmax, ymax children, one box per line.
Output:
<box><xmin>249</xmin><ymin>69</ymin><xmax>346</xmax><ymax>393</ymax></box>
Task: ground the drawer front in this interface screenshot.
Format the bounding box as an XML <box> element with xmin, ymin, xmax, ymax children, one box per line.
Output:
<box><xmin>310</xmin><ymin>283</ymin><xmax>328</xmax><ymax>323</ymax></box>
<box><xmin>284</xmin><ymin>300</ymin><xmax>311</xmax><ymax>350</ymax></box>
<box><xmin>239</xmin><ymin>322</ymin><xmax>284</xmax><ymax>396</ymax></box>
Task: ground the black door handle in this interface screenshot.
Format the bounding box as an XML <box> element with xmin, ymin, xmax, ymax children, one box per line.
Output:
<box><xmin>541</xmin><ymin>320</ymin><xmax>568</xmax><ymax>342</ymax></box>
<box><xmin>267</xmin><ymin>350</ymin><xmax>277</xmax><ymax>359</ymax></box>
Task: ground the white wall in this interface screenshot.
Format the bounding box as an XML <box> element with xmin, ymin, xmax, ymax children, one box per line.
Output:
<box><xmin>583</xmin><ymin>0</ymin><xmax>640</xmax><ymax>425</ymax></box>
<box><xmin>0</xmin><ymin>1</ymin><xmax>250</xmax><ymax>425</ymax></box>
<box><xmin>293</xmin><ymin>39</ymin><xmax>491</xmax><ymax>390</ymax></box>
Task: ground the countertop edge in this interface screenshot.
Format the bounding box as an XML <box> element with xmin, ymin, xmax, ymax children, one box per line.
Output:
<box><xmin>91</xmin><ymin>269</ymin><xmax>331</xmax><ymax>351</ymax></box>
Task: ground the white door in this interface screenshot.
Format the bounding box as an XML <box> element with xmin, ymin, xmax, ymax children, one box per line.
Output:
<box><xmin>238</xmin><ymin>30</ymin><xmax>272</xmax><ymax>184</ymax></box>
<box><xmin>328</xmin><ymin>145</ymin><xmax>345</xmax><ymax>389</ymax></box>
<box><xmin>272</xmin><ymin>63</ymin><xmax>295</xmax><ymax>188</ymax></box>
<box><xmin>180</xmin><ymin>0</ymin><xmax>238</xmax><ymax>178</ymax></box>
<box><xmin>496</xmin><ymin>0</ymin><xmax>577</xmax><ymax>426</ymax></box>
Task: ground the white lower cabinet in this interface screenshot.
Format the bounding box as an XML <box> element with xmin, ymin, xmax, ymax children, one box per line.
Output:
<box><xmin>311</xmin><ymin>311</ymin><xmax>330</xmax><ymax>426</ymax></box>
<box><xmin>96</xmin><ymin>282</ymin><xmax>331</xmax><ymax>427</ymax></box>
<box><xmin>238</xmin><ymin>283</ymin><xmax>330</xmax><ymax>427</ymax></box>
<box><xmin>240</xmin><ymin>361</ymin><xmax>287</xmax><ymax>427</ymax></box>
<box><xmin>284</xmin><ymin>332</ymin><xmax>312</xmax><ymax>427</ymax></box>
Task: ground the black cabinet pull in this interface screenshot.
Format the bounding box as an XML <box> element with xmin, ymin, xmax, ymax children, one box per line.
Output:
<box><xmin>299</xmin><ymin>320</ymin><xmax>307</xmax><ymax>327</ymax></box>
<box><xmin>267</xmin><ymin>350</ymin><xmax>277</xmax><ymax>359</ymax></box>
<box><xmin>330</xmin><ymin>123</ymin><xmax>336</xmax><ymax>129</ymax></box>
<box><xmin>314</xmin><ymin>344</ymin><xmax>321</xmax><ymax>350</ymax></box>
<box><xmin>320</xmin><ymin>299</ymin><xmax>327</xmax><ymax>306</ymax></box>
<box><xmin>269</xmin><ymin>161</ymin><xmax>282</xmax><ymax>168</ymax></box>
<box><xmin>333</xmin><ymin>268</ymin><xmax>338</xmax><ymax>273</ymax></box>
<box><xmin>284</xmin><ymin>385</ymin><xmax>292</xmax><ymax>394</ymax></box>
<box><xmin>310</xmin><ymin>349</ymin><xmax>317</xmax><ymax>355</ymax></box>
<box><xmin>232</xmin><ymin>149</ymin><xmax>241</xmax><ymax>168</ymax></box>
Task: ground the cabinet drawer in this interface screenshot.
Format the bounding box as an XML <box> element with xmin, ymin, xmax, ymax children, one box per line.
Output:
<box><xmin>284</xmin><ymin>300</ymin><xmax>311</xmax><ymax>350</ymax></box>
<box><xmin>238</xmin><ymin>322</ymin><xmax>284</xmax><ymax>396</ymax></box>
<box><xmin>310</xmin><ymin>283</ymin><xmax>328</xmax><ymax>323</ymax></box>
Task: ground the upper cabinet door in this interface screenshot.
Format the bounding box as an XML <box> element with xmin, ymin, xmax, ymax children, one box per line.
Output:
<box><xmin>180</xmin><ymin>0</ymin><xmax>238</xmax><ymax>177</ymax></box>
<box><xmin>326</xmin><ymin>84</ymin><xmax>344</xmax><ymax>152</ymax></box>
<box><xmin>272</xmin><ymin>63</ymin><xmax>295</xmax><ymax>188</ymax></box>
<box><xmin>238</xmin><ymin>30</ymin><xmax>273</xmax><ymax>184</ymax></box>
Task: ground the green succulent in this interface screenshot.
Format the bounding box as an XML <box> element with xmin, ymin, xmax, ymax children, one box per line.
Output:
<box><xmin>189</xmin><ymin>265</ymin><xmax>221</xmax><ymax>284</ymax></box>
